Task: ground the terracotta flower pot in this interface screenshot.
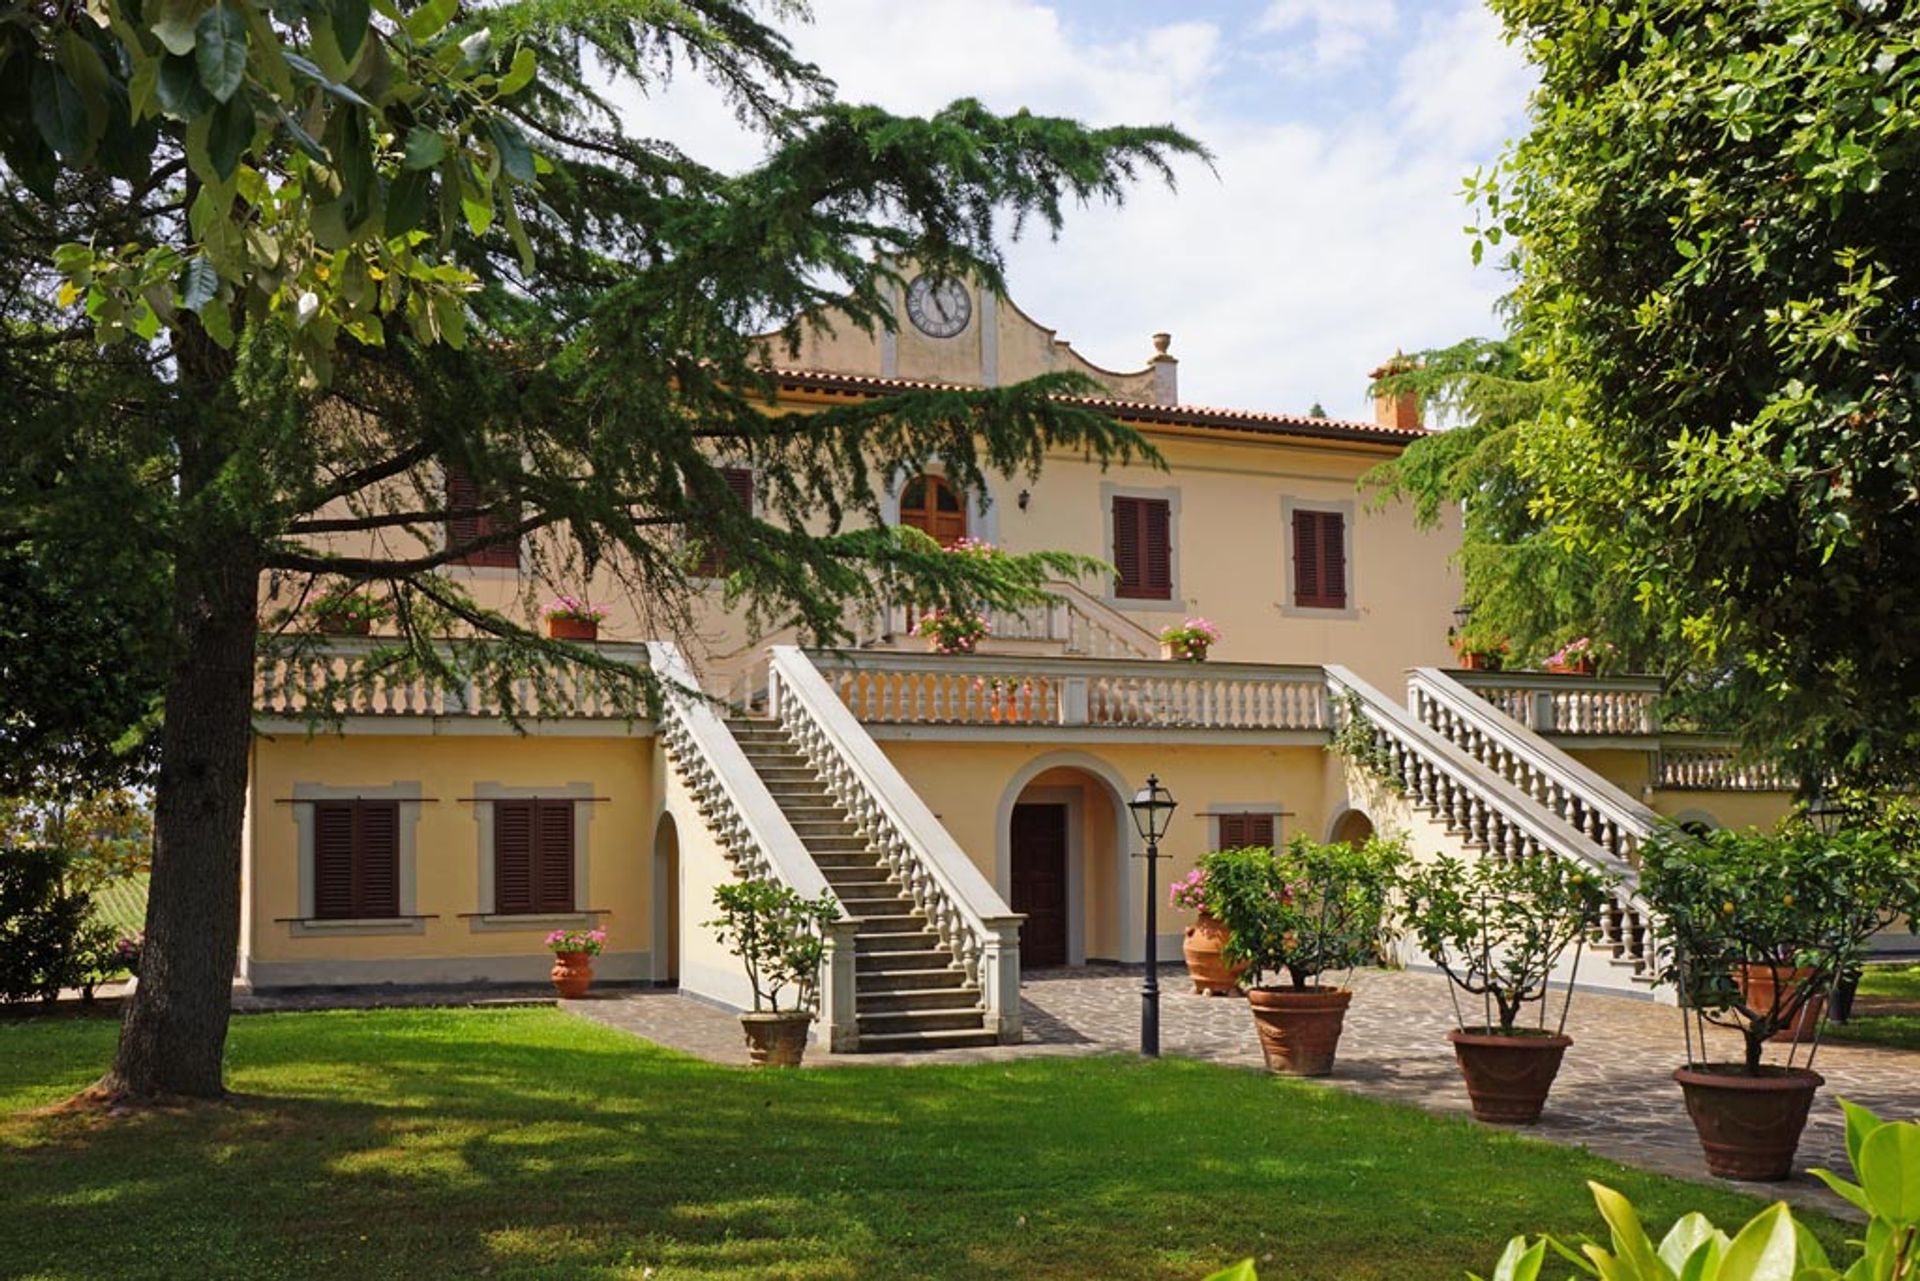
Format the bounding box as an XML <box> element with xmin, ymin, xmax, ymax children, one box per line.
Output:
<box><xmin>550</xmin><ymin>949</ymin><xmax>594</xmax><ymax>999</ymax></box>
<box><xmin>1673</xmin><ymin>1064</ymin><xmax>1824</xmax><ymax>1181</ymax></box>
<box><xmin>1736</xmin><ymin>963</ymin><xmax>1827</xmax><ymax>1043</ymax></box>
<box><xmin>547</xmin><ymin>615</ymin><xmax>599</xmax><ymax>642</ymax></box>
<box><xmin>1246</xmin><ymin>985</ymin><xmax>1352</xmax><ymax>1076</ymax></box>
<box><xmin>740</xmin><ymin>1011</ymin><xmax>813</xmax><ymax>1068</ymax></box>
<box><xmin>1182</xmin><ymin>911</ymin><xmax>1248</xmax><ymax>996</ymax></box>
<box><xmin>1448</xmin><ymin>1028</ymin><xmax>1573</xmax><ymax>1125</ymax></box>
<box><xmin>1160</xmin><ymin>640</ymin><xmax>1208</xmax><ymax>662</ymax></box>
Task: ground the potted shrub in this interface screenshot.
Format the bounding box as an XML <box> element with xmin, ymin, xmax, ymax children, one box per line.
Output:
<box><xmin>1640</xmin><ymin>822</ymin><xmax>1919</xmax><ymax>1180</ymax></box>
<box><xmin>706</xmin><ymin>878</ymin><xmax>841</xmax><ymax>1067</ymax></box>
<box><xmin>544</xmin><ymin>595</ymin><xmax>608</xmax><ymax>642</ymax></box>
<box><xmin>1169</xmin><ymin>866</ymin><xmax>1247</xmax><ymax>997</ymax></box>
<box><xmin>545</xmin><ymin>926</ymin><xmax>606</xmax><ymax>998</ymax></box>
<box><xmin>309</xmin><ymin>585</ymin><xmax>388</xmax><ymax>636</ymax></box>
<box><xmin>1542</xmin><ymin>636</ymin><xmax>1608</xmax><ymax>675</ymax></box>
<box><xmin>1159</xmin><ymin>617</ymin><xmax>1220</xmax><ymax>663</ymax></box>
<box><xmin>1399</xmin><ymin>853</ymin><xmax>1612</xmax><ymax>1124</ymax></box>
<box><xmin>1451</xmin><ymin>636</ymin><xmax>1509</xmax><ymax>672</ymax></box>
<box><xmin>1205</xmin><ymin>833</ymin><xmax>1402</xmax><ymax>1076</ymax></box>
<box><xmin>913</xmin><ymin>606</ymin><xmax>990</xmax><ymax>655</ymax></box>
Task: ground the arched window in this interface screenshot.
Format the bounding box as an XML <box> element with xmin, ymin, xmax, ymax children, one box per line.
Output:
<box><xmin>899</xmin><ymin>473</ymin><xmax>967</xmax><ymax>546</ymax></box>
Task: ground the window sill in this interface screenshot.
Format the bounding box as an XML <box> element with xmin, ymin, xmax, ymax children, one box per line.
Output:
<box><xmin>464</xmin><ymin>911</ymin><xmax>600</xmax><ymax>933</ymax></box>
<box><xmin>283</xmin><ymin>916</ymin><xmax>430</xmax><ymax>938</ymax></box>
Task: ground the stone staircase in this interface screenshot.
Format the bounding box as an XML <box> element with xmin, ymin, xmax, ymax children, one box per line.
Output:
<box><xmin>727</xmin><ymin>716</ymin><xmax>999</xmax><ymax>1051</ymax></box>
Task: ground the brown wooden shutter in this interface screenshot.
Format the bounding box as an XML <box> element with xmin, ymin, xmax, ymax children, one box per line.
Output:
<box><xmin>1216</xmin><ymin>813</ymin><xmax>1246</xmax><ymax>849</ymax></box>
<box><xmin>313</xmin><ymin>802</ymin><xmax>357</xmax><ymax>919</ymax></box>
<box><xmin>313</xmin><ymin>800</ymin><xmax>399</xmax><ymax>919</ymax></box>
<box><xmin>1246</xmin><ymin>814</ymin><xmax>1276</xmax><ymax>847</ymax></box>
<box><xmin>695</xmin><ymin>467</ymin><xmax>754</xmax><ymax>577</ymax></box>
<box><xmin>445</xmin><ymin>465</ymin><xmax>519</xmax><ymax>569</ymax></box>
<box><xmin>535</xmin><ymin>800</ymin><xmax>576</xmax><ymax>913</ymax></box>
<box><xmin>357</xmin><ymin>802</ymin><xmax>400</xmax><ymax>918</ymax></box>
<box><xmin>1113</xmin><ymin>496</ymin><xmax>1172</xmax><ymax>600</ymax></box>
<box><xmin>1293</xmin><ymin>510</ymin><xmax>1347</xmax><ymax>609</ymax></box>
<box><xmin>494</xmin><ymin>800</ymin><xmax>535</xmax><ymax>914</ymax></box>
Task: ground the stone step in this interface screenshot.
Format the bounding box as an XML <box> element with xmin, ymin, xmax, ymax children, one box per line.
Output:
<box><xmin>857</xmin><ymin>986</ymin><xmax>981</xmax><ymax>1013</ymax></box>
<box><xmin>847</xmin><ymin>913</ymin><xmax>924</xmax><ymax>934</ymax></box>
<box><xmin>812</xmin><ymin>851</ymin><xmax>882</xmax><ymax>869</ymax></box>
<box><xmin>858</xmin><ymin>965</ymin><xmax>967</xmax><ymax>991</ymax></box>
<box><xmin>836</xmin><ymin>889</ymin><xmax>911</xmax><ymax>910</ymax></box>
<box><xmin>857</xmin><ymin>1007</ymin><xmax>986</xmax><ymax>1035</ymax></box>
<box><xmin>855</xmin><ymin>1027</ymin><xmax>1000</xmax><ymax>1054</ymax></box>
<box><xmin>855</xmin><ymin>948</ymin><xmax>953</xmax><ymax>973</ymax></box>
<box><xmin>856</xmin><ymin>930</ymin><xmax>940</xmax><ymax>954</ymax></box>
<box><xmin>775</xmin><ymin>803</ymin><xmax>850</xmax><ymax>821</ymax></box>
<box><xmin>805</xmin><ymin>835</ymin><xmax>874</xmax><ymax>852</ymax></box>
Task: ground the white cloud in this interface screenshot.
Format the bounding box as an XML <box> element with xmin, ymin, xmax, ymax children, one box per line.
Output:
<box><xmin>615</xmin><ymin>0</ymin><xmax>1532</xmax><ymax>421</ymax></box>
<box><xmin>1256</xmin><ymin>0</ymin><xmax>1397</xmax><ymax>70</ymax></box>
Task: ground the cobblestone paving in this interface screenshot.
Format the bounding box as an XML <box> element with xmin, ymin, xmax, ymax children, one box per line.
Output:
<box><xmin>570</xmin><ymin>966</ymin><xmax>1920</xmax><ymax>1211</ymax></box>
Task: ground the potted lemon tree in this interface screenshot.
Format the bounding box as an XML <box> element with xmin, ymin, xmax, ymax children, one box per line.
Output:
<box><xmin>707</xmin><ymin>878</ymin><xmax>841</xmax><ymax>1068</ymax></box>
<box><xmin>1640</xmin><ymin>821</ymin><xmax>1919</xmax><ymax>1180</ymax></box>
<box><xmin>1204</xmin><ymin>833</ymin><xmax>1401</xmax><ymax>1076</ymax></box>
<box><xmin>1399</xmin><ymin>854</ymin><xmax>1612</xmax><ymax>1124</ymax></box>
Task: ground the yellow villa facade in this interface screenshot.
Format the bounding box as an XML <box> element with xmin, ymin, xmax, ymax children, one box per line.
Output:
<box><xmin>247</xmin><ymin>275</ymin><xmax>1797</xmax><ymax>1050</ymax></box>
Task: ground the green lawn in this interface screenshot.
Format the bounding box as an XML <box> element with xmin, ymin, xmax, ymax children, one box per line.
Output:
<box><xmin>1829</xmin><ymin>963</ymin><xmax>1920</xmax><ymax>1050</ymax></box>
<box><xmin>0</xmin><ymin>1007</ymin><xmax>1844</xmax><ymax>1281</ymax></box>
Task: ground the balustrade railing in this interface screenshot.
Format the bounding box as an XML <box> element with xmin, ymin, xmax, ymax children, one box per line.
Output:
<box><xmin>1657</xmin><ymin>744</ymin><xmax>1795</xmax><ymax>792</ymax></box>
<box><xmin>647</xmin><ymin>642</ymin><xmax>859</xmax><ymax>1050</ymax></box>
<box><xmin>874</xmin><ymin>580</ymin><xmax>1158</xmax><ymax>659</ymax></box>
<box><xmin>809</xmin><ymin>651</ymin><xmax>1328</xmax><ymax>733</ymax></box>
<box><xmin>254</xmin><ymin>638</ymin><xmax>653</xmax><ymax>720</ymax></box>
<box><xmin>1446</xmin><ymin>670</ymin><xmax>1662</xmax><ymax>737</ymax></box>
<box><xmin>767</xmin><ymin>646</ymin><xmax>1022</xmax><ymax>1043</ymax></box>
<box><xmin>1329</xmin><ymin>666</ymin><xmax>1658</xmax><ymax>979</ymax></box>
<box><xmin>1410</xmin><ymin>668</ymin><xmax>1663</xmax><ymax>866</ymax></box>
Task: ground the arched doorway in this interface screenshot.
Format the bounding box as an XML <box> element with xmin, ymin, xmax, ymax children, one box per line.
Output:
<box><xmin>1329</xmin><ymin>808</ymin><xmax>1376</xmax><ymax>848</ymax></box>
<box><xmin>652</xmin><ymin>813</ymin><xmax>680</xmax><ymax>984</ymax></box>
<box><xmin>998</xmin><ymin>754</ymin><xmax>1137</xmax><ymax>967</ymax></box>
<box><xmin>899</xmin><ymin>473</ymin><xmax>967</xmax><ymax>546</ymax></box>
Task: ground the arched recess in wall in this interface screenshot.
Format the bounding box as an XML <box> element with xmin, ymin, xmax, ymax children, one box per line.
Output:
<box><xmin>651</xmin><ymin>812</ymin><xmax>680</xmax><ymax>984</ymax></box>
<box><xmin>1670</xmin><ymin>809</ymin><xmax>1720</xmax><ymax>837</ymax></box>
<box><xmin>880</xmin><ymin>463</ymin><xmax>1001</xmax><ymax>547</ymax></box>
<box><xmin>994</xmin><ymin>750</ymin><xmax>1139</xmax><ymax>966</ymax></box>
<box><xmin>1326</xmin><ymin>806</ymin><xmax>1377</xmax><ymax>848</ymax></box>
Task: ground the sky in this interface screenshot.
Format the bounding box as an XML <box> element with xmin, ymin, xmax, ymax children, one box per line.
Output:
<box><xmin>627</xmin><ymin>0</ymin><xmax>1536</xmax><ymax>421</ymax></box>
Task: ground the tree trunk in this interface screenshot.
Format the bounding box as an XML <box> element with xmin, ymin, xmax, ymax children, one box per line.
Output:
<box><xmin>101</xmin><ymin>538</ymin><xmax>261</xmax><ymax>1100</ymax></box>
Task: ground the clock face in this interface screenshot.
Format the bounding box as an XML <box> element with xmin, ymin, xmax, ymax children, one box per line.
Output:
<box><xmin>904</xmin><ymin>276</ymin><xmax>972</xmax><ymax>338</ymax></box>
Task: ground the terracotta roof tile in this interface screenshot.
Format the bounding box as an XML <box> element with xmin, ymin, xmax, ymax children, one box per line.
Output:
<box><xmin>767</xmin><ymin>368</ymin><xmax>1424</xmax><ymax>446</ymax></box>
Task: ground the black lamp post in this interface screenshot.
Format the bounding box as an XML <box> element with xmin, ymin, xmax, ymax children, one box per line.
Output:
<box><xmin>1806</xmin><ymin>787</ymin><xmax>1846</xmax><ymax>837</ymax></box>
<box><xmin>1127</xmin><ymin>774</ymin><xmax>1178</xmax><ymax>1057</ymax></box>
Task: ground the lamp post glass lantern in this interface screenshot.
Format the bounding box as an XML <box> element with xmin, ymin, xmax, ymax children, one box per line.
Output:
<box><xmin>1128</xmin><ymin>775</ymin><xmax>1178</xmax><ymax>1057</ymax></box>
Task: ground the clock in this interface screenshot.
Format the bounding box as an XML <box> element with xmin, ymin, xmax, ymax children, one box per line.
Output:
<box><xmin>904</xmin><ymin>275</ymin><xmax>972</xmax><ymax>338</ymax></box>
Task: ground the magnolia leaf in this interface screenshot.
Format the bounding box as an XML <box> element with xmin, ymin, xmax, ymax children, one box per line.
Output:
<box><xmin>30</xmin><ymin>63</ymin><xmax>92</xmax><ymax>162</ymax></box>
<box><xmin>332</xmin><ymin>0</ymin><xmax>371</xmax><ymax>60</ymax></box>
<box><xmin>402</xmin><ymin>126</ymin><xmax>445</xmax><ymax>170</ymax></box>
<box><xmin>1808</xmin><ymin>1167</ymin><xmax>1872</xmax><ymax>1216</ymax></box>
<box><xmin>404</xmin><ymin>0</ymin><xmax>457</xmax><ymax>42</ymax></box>
<box><xmin>487</xmin><ymin>117</ymin><xmax>534</xmax><ymax>184</ymax></box>
<box><xmin>155</xmin><ymin>52</ymin><xmax>215</xmax><ymax>119</ymax></box>
<box><xmin>1656</xmin><ymin>1214</ymin><xmax>1723</xmax><ymax>1274</ymax></box>
<box><xmin>128</xmin><ymin>300</ymin><xmax>162</xmax><ymax>341</ymax></box>
<box><xmin>1588</xmin><ymin>1184</ymin><xmax>1664</xmax><ymax>1278</ymax></box>
<box><xmin>193</xmin><ymin>2</ymin><xmax>248</xmax><ymax>102</ymax></box>
<box><xmin>1859</xmin><ymin>1120</ymin><xmax>1920</xmax><ymax>1224</ymax></box>
<box><xmin>1841</xmin><ymin>1097</ymin><xmax>1883</xmax><ymax>1173</ymax></box>
<box><xmin>384</xmin><ymin>167</ymin><xmax>430</xmax><ymax>237</ymax></box>
<box><xmin>498</xmin><ymin>45</ymin><xmax>535</xmax><ymax>96</ymax></box>
<box><xmin>1201</xmin><ymin>1263</ymin><xmax>1256</xmax><ymax>1281</ymax></box>
<box><xmin>54</xmin><ymin>31</ymin><xmax>113</xmax><ymax>137</ymax></box>
<box><xmin>1715</xmin><ymin>1204</ymin><xmax>1797</xmax><ymax>1281</ymax></box>
<box><xmin>460</xmin><ymin>186</ymin><xmax>494</xmax><ymax>236</ymax></box>
<box><xmin>196</xmin><ymin>295</ymin><xmax>234</xmax><ymax>348</ymax></box>
<box><xmin>1490</xmin><ymin>1237</ymin><xmax>1546</xmax><ymax>1281</ymax></box>
<box><xmin>500</xmin><ymin>187</ymin><xmax>534</xmax><ymax>273</ymax></box>
<box><xmin>205</xmin><ymin>91</ymin><xmax>253</xmax><ymax>179</ymax></box>
<box><xmin>273</xmin><ymin>103</ymin><xmax>327</xmax><ymax>162</ymax></box>
<box><xmin>150</xmin><ymin>0</ymin><xmax>205</xmax><ymax>55</ymax></box>
<box><xmin>128</xmin><ymin>56</ymin><xmax>161</xmax><ymax>120</ymax></box>
<box><xmin>284</xmin><ymin>52</ymin><xmax>370</xmax><ymax>106</ymax></box>
<box><xmin>179</xmin><ymin>255</ymin><xmax>219</xmax><ymax>312</ymax></box>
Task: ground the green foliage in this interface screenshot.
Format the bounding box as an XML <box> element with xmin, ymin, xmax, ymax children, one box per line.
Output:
<box><xmin>1202</xmin><ymin>834</ymin><xmax>1403</xmax><ymax>990</ymax></box>
<box><xmin>0</xmin><ymin>847</ymin><xmax>94</xmax><ymax>1004</ymax></box>
<box><xmin>1473</xmin><ymin>1099</ymin><xmax>1920</xmax><ymax>1281</ymax></box>
<box><xmin>1480</xmin><ymin>1</ymin><xmax>1920</xmax><ymax>784</ymax></box>
<box><xmin>1398</xmin><ymin>854</ymin><xmax>1612</xmax><ymax>1033</ymax></box>
<box><xmin>1638</xmin><ymin>823</ymin><xmax>1920</xmax><ymax>1072</ymax></box>
<box><xmin>706</xmin><ymin>877</ymin><xmax>839</xmax><ymax>1014</ymax></box>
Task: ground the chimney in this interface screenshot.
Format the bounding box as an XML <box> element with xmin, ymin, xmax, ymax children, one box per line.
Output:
<box><xmin>1149</xmin><ymin>332</ymin><xmax>1178</xmax><ymax>405</ymax></box>
<box><xmin>1369</xmin><ymin>351</ymin><xmax>1421</xmax><ymax>431</ymax></box>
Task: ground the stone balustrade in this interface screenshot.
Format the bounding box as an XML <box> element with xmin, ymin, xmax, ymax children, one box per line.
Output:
<box><xmin>253</xmin><ymin>638</ymin><xmax>653</xmax><ymax>720</ymax></box>
<box><xmin>1656</xmin><ymin>746</ymin><xmax>1794</xmax><ymax>792</ymax></box>
<box><xmin>1447</xmin><ymin>670</ymin><xmax>1662</xmax><ymax>737</ymax></box>
<box><xmin>809</xmin><ymin>651</ymin><xmax>1328</xmax><ymax>733</ymax></box>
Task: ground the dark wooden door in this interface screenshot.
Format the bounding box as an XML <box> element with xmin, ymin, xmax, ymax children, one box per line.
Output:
<box><xmin>1011</xmin><ymin>803</ymin><xmax>1069</xmax><ymax>967</ymax></box>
